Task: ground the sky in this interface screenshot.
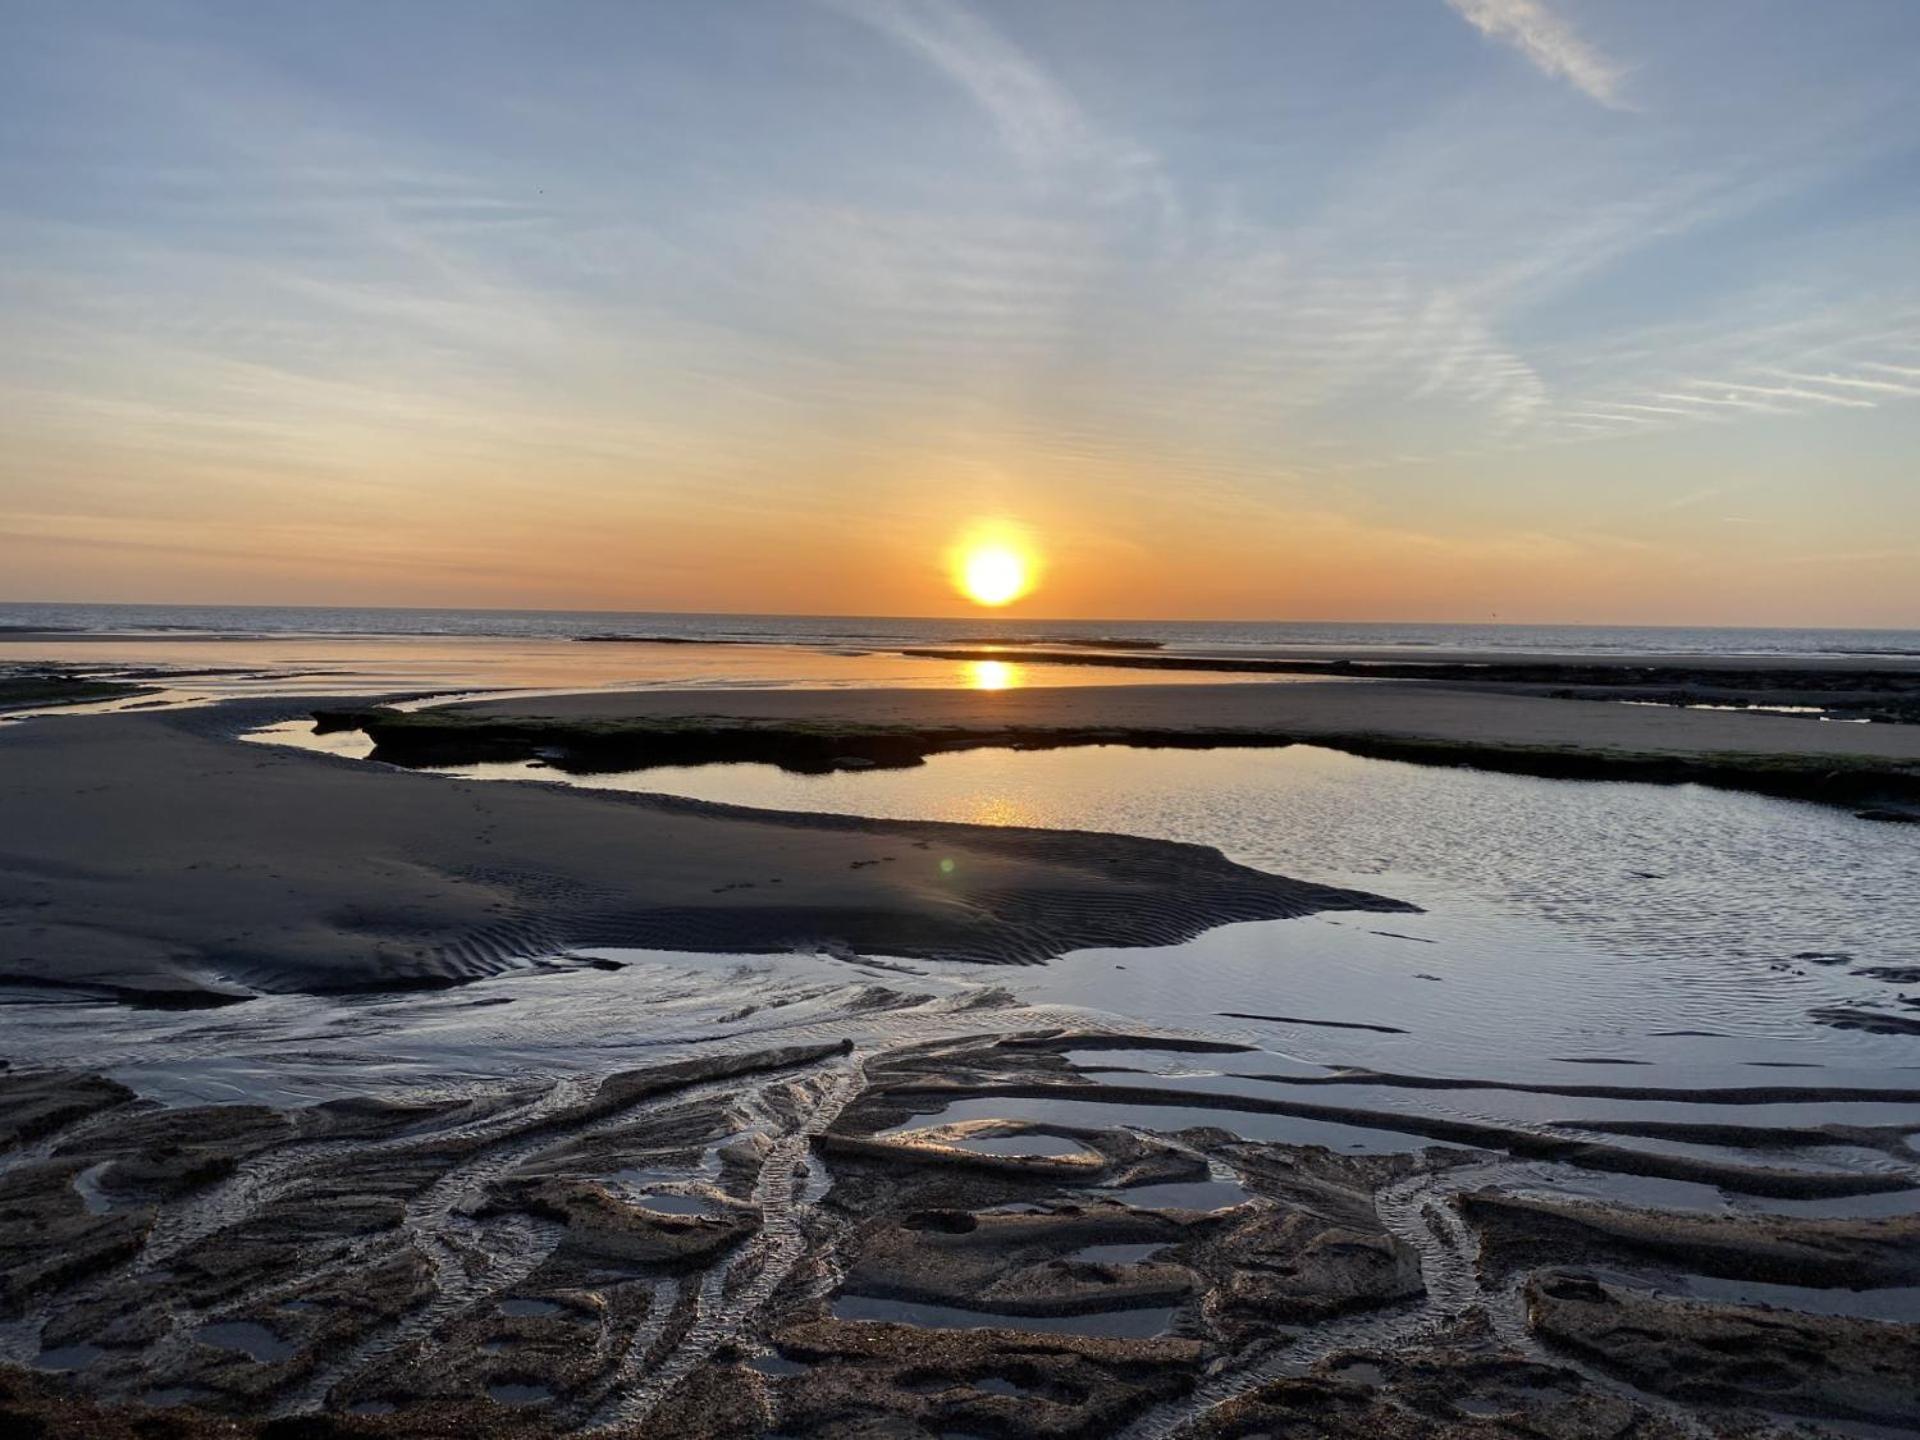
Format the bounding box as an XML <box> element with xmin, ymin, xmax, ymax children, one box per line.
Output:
<box><xmin>3</xmin><ymin>0</ymin><xmax>1919</xmax><ymax>625</ymax></box>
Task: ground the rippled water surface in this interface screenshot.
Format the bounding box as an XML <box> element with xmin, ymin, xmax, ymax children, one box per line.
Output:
<box><xmin>277</xmin><ymin>740</ymin><xmax>1920</xmax><ymax>1078</ymax></box>
<box><xmin>0</xmin><ymin>636</ymin><xmax>1296</xmax><ymax>720</ymax></box>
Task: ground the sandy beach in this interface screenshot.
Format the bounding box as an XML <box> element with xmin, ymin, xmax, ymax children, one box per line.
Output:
<box><xmin>3</xmin><ymin>649</ymin><xmax>1918</xmax><ymax>1437</ymax></box>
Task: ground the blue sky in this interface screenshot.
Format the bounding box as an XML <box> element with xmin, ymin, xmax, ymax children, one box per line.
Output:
<box><xmin>3</xmin><ymin>1</ymin><xmax>1918</xmax><ymax>622</ymax></box>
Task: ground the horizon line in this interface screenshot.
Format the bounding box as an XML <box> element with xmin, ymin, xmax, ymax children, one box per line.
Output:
<box><xmin>3</xmin><ymin>597</ymin><xmax>1918</xmax><ymax>636</ymax></box>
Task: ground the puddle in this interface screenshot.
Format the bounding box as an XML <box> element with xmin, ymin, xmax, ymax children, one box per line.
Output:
<box><xmin>582</xmin><ymin>1267</ymin><xmax>649</xmax><ymax>1286</ymax></box>
<box><xmin>748</xmin><ymin>1351</ymin><xmax>808</xmax><ymax>1377</ymax></box>
<box><xmin>71</xmin><ymin>1161</ymin><xmax>117</xmax><ymax>1216</ymax></box>
<box><xmin>143</xmin><ymin>1386</ymin><xmax>214</xmax><ymax>1408</ymax></box>
<box><xmin>1455</xmin><ymin>1396</ymin><xmax>1513</xmax><ymax>1416</ymax></box>
<box><xmin>346</xmin><ymin>1399</ymin><xmax>397</xmax><ymax>1415</ymax></box>
<box><xmin>1097</xmin><ymin>1177</ymin><xmax>1251</xmax><ymax>1210</ymax></box>
<box><xmin>1065</xmin><ymin>1241</ymin><xmax>1171</xmax><ymax>1264</ymax></box>
<box><xmin>972</xmin><ymin>1376</ymin><xmax>1026</xmax><ymax>1396</ymax></box>
<box><xmin>498</xmin><ymin>1298</ymin><xmax>564</xmax><ymax>1319</ymax></box>
<box><xmin>630</xmin><ymin>1190</ymin><xmax>723</xmax><ymax>1216</ymax></box>
<box><xmin>1330</xmin><ymin>1359</ymin><xmax>1386</xmax><ymax>1387</ymax></box>
<box><xmin>195</xmin><ymin>1321</ymin><xmax>297</xmax><ymax>1364</ymax></box>
<box><xmin>1105</xmin><ymin>1175</ymin><xmax>1251</xmax><ymax>1213</ymax></box>
<box><xmin>1666</xmin><ymin>1276</ymin><xmax>1920</xmax><ymax>1324</ymax></box>
<box><xmin>832</xmin><ymin>1293</ymin><xmax>1179</xmax><ymax>1338</ymax></box>
<box><xmin>1737</xmin><ymin>1188</ymin><xmax>1920</xmax><ymax>1222</ymax></box>
<box><xmin>35</xmin><ymin>1343</ymin><xmax>103</xmax><ymax>1371</ymax></box>
<box><xmin>488</xmin><ymin>1381</ymin><xmax>553</xmax><ymax>1405</ymax></box>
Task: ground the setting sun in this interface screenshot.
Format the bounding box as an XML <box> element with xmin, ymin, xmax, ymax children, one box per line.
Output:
<box><xmin>952</xmin><ymin>530</ymin><xmax>1038</xmax><ymax>608</ymax></box>
<box><xmin>961</xmin><ymin>546</ymin><xmax>1028</xmax><ymax>606</ymax></box>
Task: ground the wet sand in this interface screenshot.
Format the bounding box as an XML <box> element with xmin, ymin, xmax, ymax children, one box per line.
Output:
<box><xmin>440</xmin><ymin>679</ymin><xmax>1920</xmax><ymax>760</ymax></box>
<box><xmin>336</xmin><ymin>680</ymin><xmax>1920</xmax><ymax>817</ymax></box>
<box><xmin>0</xmin><ymin>703</ymin><xmax>1399</xmax><ymax>1006</ymax></box>
<box><xmin>2</xmin><ymin>1032</ymin><xmax>1914</xmax><ymax>1438</ymax></box>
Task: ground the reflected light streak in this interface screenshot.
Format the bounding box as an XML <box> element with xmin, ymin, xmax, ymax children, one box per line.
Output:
<box><xmin>967</xmin><ymin>659</ymin><xmax>1021</xmax><ymax>691</ymax></box>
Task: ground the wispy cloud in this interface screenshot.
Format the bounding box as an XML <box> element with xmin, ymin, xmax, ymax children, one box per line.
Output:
<box><xmin>818</xmin><ymin>0</ymin><xmax>1176</xmax><ymax>226</ymax></box>
<box><xmin>1778</xmin><ymin>369</ymin><xmax>1920</xmax><ymax>397</ymax></box>
<box><xmin>821</xmin><ymin>0</ymin><xmax>1088</xmax><ymax>169</ymax></box>
<box><xmin>1444</xmin><ymin>0</ymin><xmax>1628</xmax><ymax>108</ymax></box>
<box><xmin>1678</xmin><ymin>378</ymin><xmax>1876</xmax><ymax>410</ymax></box>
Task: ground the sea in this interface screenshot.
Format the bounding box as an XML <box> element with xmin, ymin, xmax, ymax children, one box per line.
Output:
<box><xmin>3</xmin><ymin>601</ymin><xmax>1918</xmax><ymax>659</ymax></box>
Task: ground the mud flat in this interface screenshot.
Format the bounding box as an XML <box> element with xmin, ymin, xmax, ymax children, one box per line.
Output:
<box><xmin>325</xmin><ymin>681</ymin><xmax>1920</xmax><ymax>817</ymax></box>
<box><xmin>0</xmin><ymin>705</ymin><xmax>1402</xmax><ymax>1006</ymax></box>
<box><xmin>897</xmin><ymin>645</ymin><xmax>1920</xmax><ymax>724</ymax></box>
<box><xmin>2</xmin><ymin>1025</ymin><xmax>1916</xmax><ymax>1437</ymax></box>
<box><xmin>0</xmin><ymin>668</ymin><xmax>153</xmax><ymax>713</ymax></box>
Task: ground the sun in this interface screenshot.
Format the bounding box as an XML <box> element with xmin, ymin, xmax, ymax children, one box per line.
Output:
<box><xmin>951</xmin><ymin>527</ymin><xmax>1038</xmax><ymax>607</ymax></box>
<box><xmin>960</xmin><ymin>545</ymin><xmax>1030</xmax><ymax>606</ymax></box>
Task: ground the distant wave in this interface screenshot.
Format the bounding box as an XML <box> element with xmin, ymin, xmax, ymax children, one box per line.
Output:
<box><xmin>2</xmin><ymin>602</ymin><xmax>1917</xmax><ymax>663</ymax></box>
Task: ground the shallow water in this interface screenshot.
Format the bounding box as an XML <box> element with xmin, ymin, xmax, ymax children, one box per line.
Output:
<box><xmin>221</xmin><ymin>730</ymin><xmax>1920</xmax><ymax>1229</ymax></box>
<box><xmin>1067</xmin><ymin>1242</ymin><xmax>1170</xmax><ymax>1264</ymax></box>
<box><xmin>195</xmin><ymin>1321</ymin><xmax>297</xmax><ymax>1364</ymax></box>
<box><xmin>487</xmin><ymin>1381</ymin><xmax>554</xmax><ymax>1405</ymax></box>
<box><xmin>2</xmin><ymin>634</ymin><xmax>1291</xmax><ymax>722</ymax></box>
<box><xmin>497</xmin><ymin>1299</ymin><xmax>564</xmax><ymax>1319</ymax></box>
<box><xmin>831</xmin><ymin>1294</ymin><xmax>1180</xmax><ymax>1338</ymax></box>
<box><xmin>71</xmin><ymin>1162</ymin><xmax>117</xmax><ymax>1216</ymax></box>
<box><xmin>628</xmin><ymin>1191</ymin><xmax>724</xmax><ymax>1215</ymax></box>
<box><xmin>34</xmin><ymin>1343</ymin><xmax>103</xmax><ymax>1371</ymax></box>
<box><xmin>1645</xmin><ymin>1274</ymin><xmax>1920</xmax><ymax>1324</ymax></box>
<box><xmin>235</xmin><ymin>727</ymin><xmax>1920</xmax><ymax>1076</ymax></box>
<box><xmin>1095</xmin><ymin>1177</ymin><xmax>1253</xmax><ymax>1211</ymax></box>
<box><xmin>478</xmin><ymin>745</ymin><xmax>1920</xmax><ymax>1015</ymax></box>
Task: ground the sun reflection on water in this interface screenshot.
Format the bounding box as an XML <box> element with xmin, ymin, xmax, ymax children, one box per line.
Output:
<box><xmin>962</xmin><ymin>794</ymin><xmax>1038</xmax><ymax>828</ymax></box>
<box><xmin>967</xmin><ymin>659</ymin><xmax>1021</xmax><ymax>691</ymax></box>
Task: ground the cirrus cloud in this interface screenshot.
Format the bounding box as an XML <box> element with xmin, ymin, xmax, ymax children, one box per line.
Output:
<box><xmin>1445</xmin><ymin>0</ymin><xmax>1629</xmax><ymax>108</ymax></box>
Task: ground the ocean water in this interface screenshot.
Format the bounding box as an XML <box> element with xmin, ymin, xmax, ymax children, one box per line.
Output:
<box><xmin>5</xmin><ymin>600</ymin><xmax>1919</xmax><ymax>659</ymax></box>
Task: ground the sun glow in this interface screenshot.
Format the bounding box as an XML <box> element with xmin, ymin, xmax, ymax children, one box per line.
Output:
<box><xmin>952</xmin><ymin>529</ymin><xmax>1038</xmax><ymax>607</ymax></box>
